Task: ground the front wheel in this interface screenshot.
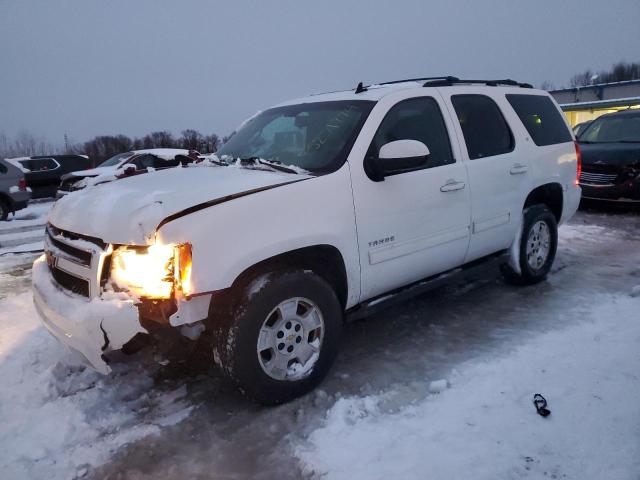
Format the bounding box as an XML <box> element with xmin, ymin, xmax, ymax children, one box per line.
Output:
<box><xmin>502</xmin><ymin>204</ymin><xmax>558</xmax><ymax>285</ymax></box>
<box><xmin>211</xmin><ymin>270</ymin><xmax>343</xmax><ymax>405</ymax></box>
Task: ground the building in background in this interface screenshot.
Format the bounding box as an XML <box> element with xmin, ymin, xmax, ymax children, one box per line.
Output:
<box><xmin>550</xmin><ymin>80</ymin><xmax>640</xmax><ymax>127</ymax></box>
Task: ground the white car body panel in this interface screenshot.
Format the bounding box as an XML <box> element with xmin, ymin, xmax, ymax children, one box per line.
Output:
<box><xmin>157</xmin><ymin>165</ymin><xmax>362</xmax><ymax>307</ymax></box>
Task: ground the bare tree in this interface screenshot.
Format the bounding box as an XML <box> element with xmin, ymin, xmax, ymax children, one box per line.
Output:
<box><xmin>179</xmin><ymin>129</ymin><xmax>204</xmax><ymax>151</ymax></box>
<box><xmin>202</xmin><ymin>133</ymin><xmax>220</xmax><ymax>153</ymax></box>
<box><xmin>568</xmin><ymin>61</ymin><xmax>640</xmax><ymax>88</ymax></box>
<box><xmin>539</xmin><ymin>80</ymin><xmax>556</xmax><ymax>91</ymax></box>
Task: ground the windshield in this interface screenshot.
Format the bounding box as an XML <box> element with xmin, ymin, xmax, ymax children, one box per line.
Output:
<box><xmin>580</xmin><ymin>113</ymin><xmax>640</xmax><ymax>143</ymax></box>
<box><xmin>217</xmin><ymin>100</ymin><xmax>375</xmax><ymax>173</ymax></box>
<box><xmin>99</xmin><ymin>152</ymin><xmax>134</xmax><ymax>167</ymax></box>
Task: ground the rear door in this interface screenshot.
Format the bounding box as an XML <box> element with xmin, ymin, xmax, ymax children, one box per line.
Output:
<box><xmin>441</xmin><ymin>90</ymin><xmax>532</xmax><ymax>261</ymax></box>
<box><xmin>350</xmin><ymin>92</ymin><xmax>472</xmax><ymax>300</ymax></box>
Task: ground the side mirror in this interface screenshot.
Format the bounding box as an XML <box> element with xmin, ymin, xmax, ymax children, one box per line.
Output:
<box><xmin>366</xmin><ymin>140</ymin><xmax>430</xmax><ymax>182</ymax></box>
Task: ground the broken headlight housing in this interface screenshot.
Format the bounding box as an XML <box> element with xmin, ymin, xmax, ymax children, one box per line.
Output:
<box><xmin>110</xmin><ymin>243</ymin><xmax>192</xmax><ymax>299</ymax></box>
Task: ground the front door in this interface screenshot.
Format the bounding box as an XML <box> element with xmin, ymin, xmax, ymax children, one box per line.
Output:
<box><xmin>349</xmin><ymin>94</ymin><xmax>472</xmax><ymax>301</ymax></box>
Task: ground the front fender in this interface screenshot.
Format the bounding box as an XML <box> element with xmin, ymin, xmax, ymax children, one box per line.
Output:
<box><xmin>157</xmin><ymin>165</ymin><xmax>361</xmax><ymax>307</ymax></box>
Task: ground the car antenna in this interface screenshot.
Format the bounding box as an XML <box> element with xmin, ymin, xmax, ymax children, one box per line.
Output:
<box><xmin>355</xmin><ymin>82</ymin><xmax>368</xmax><ymax>94</ymax></box>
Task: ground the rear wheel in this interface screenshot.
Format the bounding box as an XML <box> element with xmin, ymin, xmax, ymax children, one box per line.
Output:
<box><xmin>502</xmin><ymin>204</ymin><xmax>558</xmax><ymax>285</ymax></box>
<box><xmin>211</xmin><ymin>270</ymin><xmax>343</xmax><ymax>405</ymax></box>
<box><xmin>0</xmin><ymin>199</ymin><xmax>9</xmax><ymax>221</ymax></box>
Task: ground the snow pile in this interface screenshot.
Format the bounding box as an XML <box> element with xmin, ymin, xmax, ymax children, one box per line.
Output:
<box><xmin>295</xmin><ymin>294</ymin><xmax>640</xmax><ymax>480</ymax></box>
<box><xmin>0</xmin><ymin>292</ymin><xmax>194</xmax><ymax>480</ymax></box>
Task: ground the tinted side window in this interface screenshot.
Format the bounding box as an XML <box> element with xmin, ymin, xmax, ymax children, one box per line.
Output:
<box><xmin>451</xmin><ymin>95</ymin><xmax>514</xmax><ymax>159</ymax></box>
<box><xmin>506</xmin><ymin>94</ymin><xmax>572</xmax><ymax>146</ymax></box>
<box><xmin>368</xmin><ymin>97</ymin><xmax>454</xmax><ymax>169</ymax></box>
<box><xmin>131</xmin><ymin>154</ymin><xmax>156</xmax><ymax>169</ymax></box>
<box><xmin>0</xmin><ymin>162</ymin><xmax>7</xmax><ymax>174</ymax></box>
<box><xmin>27</xmin><ymin>158</ymin><xmax>59</xmax><ymax>171</ymax></box>
<box><xmin>155</xmin><ymin>156</ymin><xmax>180</xmax><ymax>168</ymax></box>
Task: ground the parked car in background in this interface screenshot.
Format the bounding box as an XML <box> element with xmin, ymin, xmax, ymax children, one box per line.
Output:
<box><xmin>7</xmin><ymin>155</ymin><xmax>92</xmax><ymax>199</ymax></box>
<box><xmin>573</xmin><ymin>120</ymin><xmax>593</xmax><ymax>138</ymax></box>
<box><xmin>577</xmin><ymin>109</ymin><xmax>640</xmax><ymax>203</ymax></box>
<box><xmin>0</xmin><ymin>159</ymin><xmax>31</xmax><ymax>220</ymax></box>
<box><xmin>57</xmin><ymin>148</ymin><xmax>198</xmax><ymax>196</ymax></box>
<box><xmin>33</xmin><ymin>77</ymin><xmax>581</xmax><ymax>404</ymax></box>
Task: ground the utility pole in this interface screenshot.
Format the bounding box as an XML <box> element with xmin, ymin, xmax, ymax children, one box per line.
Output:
<box><xmin>64</xmin><ymin>132</ymin><xmax>69</xmax><ymax>153</ymax></box>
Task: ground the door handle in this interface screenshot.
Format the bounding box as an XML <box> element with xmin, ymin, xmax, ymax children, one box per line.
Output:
<box><xmin>510</xmin><ymin>163</ymin><xmax>528</xmax><ymax>175</ymax></box>
<box><xmin>440</xmin><ymin>180</ymin><xmax>466</xmax><ymax>192</ymax></box>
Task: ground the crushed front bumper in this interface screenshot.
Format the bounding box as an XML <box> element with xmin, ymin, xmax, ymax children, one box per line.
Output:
<box><xmin>32</xmin><ymin>256</ymin><xmax>147</xmax><ymax>374</ymax></box>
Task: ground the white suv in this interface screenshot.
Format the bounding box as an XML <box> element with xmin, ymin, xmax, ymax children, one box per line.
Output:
<box><xmin>33</xmin><ymin>77</ymin><xmax>581</xmax><ymax>404</ymax></box>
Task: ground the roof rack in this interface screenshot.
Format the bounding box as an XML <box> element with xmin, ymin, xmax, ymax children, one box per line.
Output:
<box><xmin>378</xmin><ymin>76</ymin><xmax>459</xmax><ymax>86</ymax></box>
<box><xmin>354</xmin><ymin>76</ymin><xmax>457</xmax><ymax>94</ymax></box>
<box><xmin>353</xmin><ymin>76</ymin><xmax>533</xmax><ymax>94</ymax></box>
<box><xmin>423</xmin><ymin>77</ymin><xmax>533</xmax><ymax>88</ymax></box>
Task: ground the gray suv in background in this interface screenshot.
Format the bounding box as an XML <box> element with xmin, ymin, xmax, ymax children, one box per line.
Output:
<box><xmin>0</xmin><ymin>159</ymin><xmax>31</xmax><ymax>220</ymax></box>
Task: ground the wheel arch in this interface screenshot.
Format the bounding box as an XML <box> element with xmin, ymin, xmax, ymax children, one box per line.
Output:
<box><xmin>229</xmin><ymin>244</ymin><xmax>350</xmax><ymax>310</ymax></box>
<box><xmin>523</xmin><ymin>182</ymin><xmax>563</xmax><ymax>222</ymax></box>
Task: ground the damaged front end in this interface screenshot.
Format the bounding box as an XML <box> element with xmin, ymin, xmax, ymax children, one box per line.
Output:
<box><xmin>32</xmin><ymin>224</ymin><xmax>209</xmax><ymax>374</ymax></box>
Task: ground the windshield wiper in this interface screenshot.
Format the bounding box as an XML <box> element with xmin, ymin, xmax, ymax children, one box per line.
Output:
<box><xmin>238</xmin><ymin>157</ymin><xmax>298</xmax><ymax>174</ymax></box>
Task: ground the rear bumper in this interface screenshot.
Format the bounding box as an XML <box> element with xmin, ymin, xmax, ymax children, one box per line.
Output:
<box><xmin>579</xmin><ymin>177</ymin><xmax>640</xmax><ymax>202</ymax></box>
<box><xmin>8</xmin><ymin>190</ymin><xmax>31</xmax><ymax>212</ymax></box>
<box><xmin>32</xmin><ymin>256</ymin><xmax>147</xmax><ymax>374</ymax></box>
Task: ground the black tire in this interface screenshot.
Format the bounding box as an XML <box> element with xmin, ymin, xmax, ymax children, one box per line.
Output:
<box><xmin>211</xmin><ymin>270</ymin><xmax>343</xmax><ymax>405</ymax></box>
<box><xmin>502</xmin><ymin>204</ymin><xmax>558</xmax><ymax>285</ymax></box>
<box><xmin>0</xmin><ymin>199</ymin><xmax>9</xmax><ymax>221</ymax></box>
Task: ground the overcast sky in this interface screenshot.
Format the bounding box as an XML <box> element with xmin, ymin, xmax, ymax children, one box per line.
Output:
<box><xmin>1</xmin><ymin>0</ymin><xmax>638</xmax><ymax>146</ymax></box>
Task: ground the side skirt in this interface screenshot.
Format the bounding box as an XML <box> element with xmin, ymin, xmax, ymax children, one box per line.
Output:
<box><xmin>345</xmin><ymin>250</ymin><xmax>509</xmax><ymax>322</ymax></box>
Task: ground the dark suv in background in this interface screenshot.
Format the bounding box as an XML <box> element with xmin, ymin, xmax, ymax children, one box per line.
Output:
<box><xmin>578</xmin><ymin>109</ymin><xmax>640</xmax><ymax>204</ymax></box>
<box><xmin>11</xmin><ymin>155</ymin><xmax>92</xmax><ymax>199</ymax></box>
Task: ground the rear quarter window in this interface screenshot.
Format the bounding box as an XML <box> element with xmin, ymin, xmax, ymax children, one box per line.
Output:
<box><xmin>506</xmin><ymin>94</ymin><xmax>572</xmax><ymax>146</ymax></box>
<box><xmin>0</xmin><ymin>162</ymin><xmax>7</xmax><ymax>174</ymax></box>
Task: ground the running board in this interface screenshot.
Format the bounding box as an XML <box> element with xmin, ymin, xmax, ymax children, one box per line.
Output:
<box><xmin>346</xmin><ymin>250</ymin><xmax>508</xmax><ymax>322</ymax></box>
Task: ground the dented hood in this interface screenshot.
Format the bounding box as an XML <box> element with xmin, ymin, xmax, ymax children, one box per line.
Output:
<box><xmin>48</xmin><ymin>165</ymin><xmax>308</xmax><ymax>245</ymax></box>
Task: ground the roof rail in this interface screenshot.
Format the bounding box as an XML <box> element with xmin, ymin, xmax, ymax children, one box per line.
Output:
<box><xmin>352</xmin><ymin>76</ymin><xmax>533</xmax><ymax>95</ymax></box>
<box><xmin>354</xmin><ymin>76</ymin><xmax>460</xmax><ymax>94</ymax></box>
<box><xmin>378</xmin><ymin>76</ymin><xmax>459</xmax><ymax>86</ymax></box>
<box><xmin>423</xmin><ymin>78</ymin><xmax>533</xmax><ymax>88</ymax></box>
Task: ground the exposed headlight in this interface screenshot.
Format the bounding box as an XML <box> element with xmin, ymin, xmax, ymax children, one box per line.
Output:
<box><xmin>110</xmin><ymin>243</ymin><xmax>192</xmax><ymax>299</ymax></box>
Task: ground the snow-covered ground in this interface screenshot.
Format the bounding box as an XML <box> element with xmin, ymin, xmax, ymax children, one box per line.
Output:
<box><xmin>0</xmin><ymin>199</ymin><xmax>51</xmax><ymax>254</ymax></box>
<box><xmin>295</xmin><ymin>293</ymin><xmax>640</xmax><ymax>480</ymax></box>
<box><xmin>0</xmin><ymin>204</ymin><xmax>638</xmax><ymax>479</ymax></box>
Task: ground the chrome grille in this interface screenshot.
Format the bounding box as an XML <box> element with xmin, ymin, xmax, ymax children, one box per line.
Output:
<box><xmin>44</xmin><ymin>224</ymin><xmax>111</xmax><ymax>298</ymax></box>
<box><xmin>579</xmin><ymin>171</ymin><xmax>619</xmax><ymax>185</ymax></box>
